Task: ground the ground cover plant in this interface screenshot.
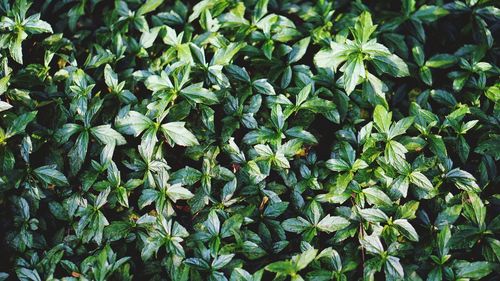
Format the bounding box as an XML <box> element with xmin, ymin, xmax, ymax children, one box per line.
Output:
<box><xmin>0</xmin><ymin>0</ymin><xmax>499</xmax><ymax>280</ymax></box>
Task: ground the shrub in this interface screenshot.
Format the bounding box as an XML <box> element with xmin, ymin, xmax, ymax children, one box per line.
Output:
<box><xmin>0</xmin><ymin>0</ymin><xmax>499</xmax><ymax>280</ymax></box>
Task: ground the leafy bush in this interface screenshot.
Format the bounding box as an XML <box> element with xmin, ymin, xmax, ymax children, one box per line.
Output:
<box><xmin>0</xmin><ymin>0</ymin><xmax>499</xmax><ymax>280</ymax></box>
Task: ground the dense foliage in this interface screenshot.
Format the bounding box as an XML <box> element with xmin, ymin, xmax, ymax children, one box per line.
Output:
<box><xmin>0</xmin><ymin>0</ymin><xmax>499</xmax><ymax>280</ymax></box>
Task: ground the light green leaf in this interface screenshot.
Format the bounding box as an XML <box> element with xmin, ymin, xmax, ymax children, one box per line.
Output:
<box><xmin>410</xmin><ymin>171</ymin><xmax>433</xmax><ymax>191</ymax></box>
<box><xmin>316</xmin><ymin>215</ymin><xmax>350</xmax><ymax>233</ymax></box>
<box><xmin>167</xmin><ymin>183</ymin><xmax>194</xmax><ymax>202</ymax></box>
<box><xmin>116</xmin><ymin>111</ymin><xmax>153</xmax><ymax>137</ymax></box>
<box><xmin>342</xmin><ymin>54</ymin><xmax>365</xmax><ymax>94</ymax></box>
<box><xmin>180</xmin><ymin>83</ymin><xmax>219</xmax><ymax>104</ymax></box>
<box><xmin>161</xmin><ymin>122</ymin><xmax>199</xmax><ymax>146</ymax></box>
<box><xmin>137</xmin><ymin>0</ymin><xmax>164</xmax><ymax>16</ymax></box>
<box><xmin>363</xmin><ymin>187</ymin><xmax>392</xmax><ymax>206</ymax></box>
<box><xmin>393</xmin><ymin>219</ymin><xmax>419</xmax><ymax>241</ymax></box>
<box><xmin>373</xmin><ymin>105</ymin><xmax>391</xmax><ymax>134</ymax></box>
<box><xmin>90</xmin><ymin>125</ymin><xmax>126</xmax><ymax>145</ymax></box>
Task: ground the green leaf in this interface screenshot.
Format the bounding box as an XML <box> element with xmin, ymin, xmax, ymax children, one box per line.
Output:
<box><xmin>363</xmin><ymin>187</ymin><xmax>392</xmax><ymax>206</ymax></box>
<box><xmin>54</xmin><ymin>123</ymin><xmax>83</xmax><ymax>143</ymax></box>
<box><xmin>475</xmin><ymin>134</ymin><xmax>500</xmax><ymax>160</ymax></box>
<box><xmin>116</xmin><ymin>110</ymin><xmax>153</xmax><ymax>137</ymax></box>
<box><xmin>414</xmin><ymin>66</ymin><xmax>429</xmax><ymax>85</ymax></box>
<box><xmin>455</xmin><ymin>261</ymin><xmax>494</xmax><ymax>279</ymax></box>
<box><xmin>316</xmin><ymin>215</ymin><xmax>350</xmax><ymax>233</ymax></box>
<box><xmin>180</xmin><ymin>83</ymin><xmax>219</xmax><ymax>104</ymax></box>
<box><xmin>359</xmin><ymin>208</ymin><xmax>389</xmax><ymax>223</ymax></box>
<box><xmin>296</xmin><ymin>84</ymin><xmax>312</xmax><ymax>106</ymax></box>
<box><xmin>90</xmin><ymin>125</ymin><xmax>126</xmax><ymax>145</ymax></box>
<box><xmin>137</xmin><ymin>0</ymin><xmax>164</xmax><ymax>16</ymax></box>
<box><xmin>313</xmin><ymin>43</ymin><xmax>349</xmax><ymax>70</ymax></box>
<box><xmin>144</xmin><ymin>72</ymin><xmax>172</xmax><ymax>92</ymax></box>
<box><xmin>205</xmin><ymin>210</ymin><xmax>221</xmax><ymax>235</ymax></box>
<box><xmin>373</xmin><ymin>105</ymin><xmax>391</xmax><ymax>134</ymax></box>
<box><xmin>185</xmin><ymin>258</ymin><xmax>211</xmax><ymax>270</ymax></box>
<box><xmin>16</xmin><ymin>268</ymin><xmax>41</xmax><ymax>281</ymax></box>
<box><xmin>166</xmin><ymin>184</ymin><xmax>194</xmax><ymax>202</ymax></box>
<box><xmin>430</xmin><ymin>90</ymin><xmax>457</xmax><ymax>107</ymax></box>
<box><xmin>385</xmin><ymin>140</ymin><xmax>408</xmax><ymax>166</ymax></box>
<box><xmin>413</xmin><ymin>5</ymin><xmax>449</xmax><ymax>22</ymax></box>
<box><xmin>325</xmin><ymin>158</ymin><xmax>350</xmax><ymax>172</ymax></box>
<box><xmin>252</xmin><ymin>0</ymin><xmax>269</xmax><ymax>22</ymax></box>
<box><xmin>435</xmin><ymin>205</ymin><xmax>462</xmax><ymax>229</ymax></box>
<box><xmin>445</xmin><ymin>168</ymin><xmax>480</xmax><ymax>192</ymax></box>
<box><xmin>161</xmin><ymin>122</ymin><xmax>199</xmax><ymax>146</ymax></box>
<box><xmin>437</xmin><ymin>225</ymin><xmax>451</xmax><ymax>257</ymax></box>
<box><xmin>372</xmin><ymin>54</ymin><xmax>409</xmax><ymax>77</ymax></box>
<box><xmin>6</xmin><ymin>111</ymin><xmax>37</xmax><ymax>138</ymax></box>
<box><xmin>253</xmin><ymin>79</ymin><xmax>275</xmax><ymax>95</ymax></box>
<box><xmin>361</xmin><ymin>234</ymin><xmax>384</xmax><ymax>255</ymax></box>
<box><xmin>171</xmin><ymin>166</ymin><xmax>202</xmax><ymax>185</ymax></box>
<box><xmin>342</xmin><ymin>54</ymin><xmax>365</xmax><ymax>95</ymax></box>
<box><xmin>212</xmin><ymin>42</ymin><xmax>246</xmax><ymax>66</ymax></box>
<box><xmin>33</xmin><ymin>165</ymin><xmax>69</xmax><ymax>186</ymax></box>
<box><xmin>425</xmin><ymin>54</ymin><xmax>457</xmax><ymax>68</ymax></box>
<box><xmin>24</xmin><ymin>14</ymin><xmax>53</xmax><ymax>34</ymax></box>
<box><xmin>285</xmin><ymin>127</ymin><xmax>317</xmax><ymax>144</ymax></box>
<box><xmin>212</xmin><ymin>254</ymin><xmax>235</xmax><ymax>270</ymax></box>
<box><xmin>353</xmin><ymin>11</ymin><xmax>376</xmax><ymax>43</ymax></box>
<box><xmin>288</xmin><ymin>37</ymin><xmax>310</xmax><ymax>64</ymax></box>
<box><xmin>68</xmin><ymin>131</ymin><xmax>89</xmax><ymax>175</ymax></box>
<box><xmin>428</xmin><ymin>134</ymin><xmax>448</xmax><ymax>159</ymax></box>
<box><xmin>221</xmin><ymin>214</ymin><xmax>243</xmax><ymax>238</ymax></box>
<box><xmin>393</xmin><ymin>219</ymin><xmax>419</xmax><ymax>241</ymax></box>
<box><xmin>485</xmin><ymin>84</ymin><xmax>500</xmax><ymax>102</ymax></box>
<box><xmin>10</xmin><ymin>33</ymin><xmax>25</xmax><ymax>64</ymax></box>
<box><xmin>138</xmin><ymin>189</ymin><xmax>159</xmax><ymax>209</ymax></box>
<box><xmin>300</xmin><ymin>97</ymin><xmax>337</xmax><ymax>114</ymax></box>
<box><xmin>296</xmin><ymin>248</ymin><xmax>318</xmax><ymax>271</ymax></box>
<box><xmin>266</xmin><ymin>261</ymin><xmax>295</xmax><ymax>275</ymax></box>
<box><xmin>385</xmin><ymin>256</ymin><xmax>404</xmax><ymax>280</ymax></box>
<box><xmin>410</xmin><ymin>171</ymin><xmax>433</xmax><ymax>191</ymax></box>
<box><xmin>396</xmin><ymin>201</ymin><xmax>419</xmax><ymax>220</ymax></box>
<box><xmin>388</xmin><ymin>117</ymin><xmax>414</xmax><ymax>140</ymax></box>
<box><xmin>282</xmin><ymin>217</ymin><xmax>312</xmax><ymax>233</ymax></box>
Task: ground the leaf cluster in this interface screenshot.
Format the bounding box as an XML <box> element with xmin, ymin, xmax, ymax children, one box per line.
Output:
<box><xmin>0</xmin><ymin>0</ymin><xmax>499</xmax><ymax>280</ymax></box>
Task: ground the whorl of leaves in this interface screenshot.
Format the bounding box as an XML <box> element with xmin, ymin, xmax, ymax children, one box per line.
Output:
<box><xmin>0</xmin><ymin>0</ymin><xmax>499</xmax><ymax>280</ymax></box>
